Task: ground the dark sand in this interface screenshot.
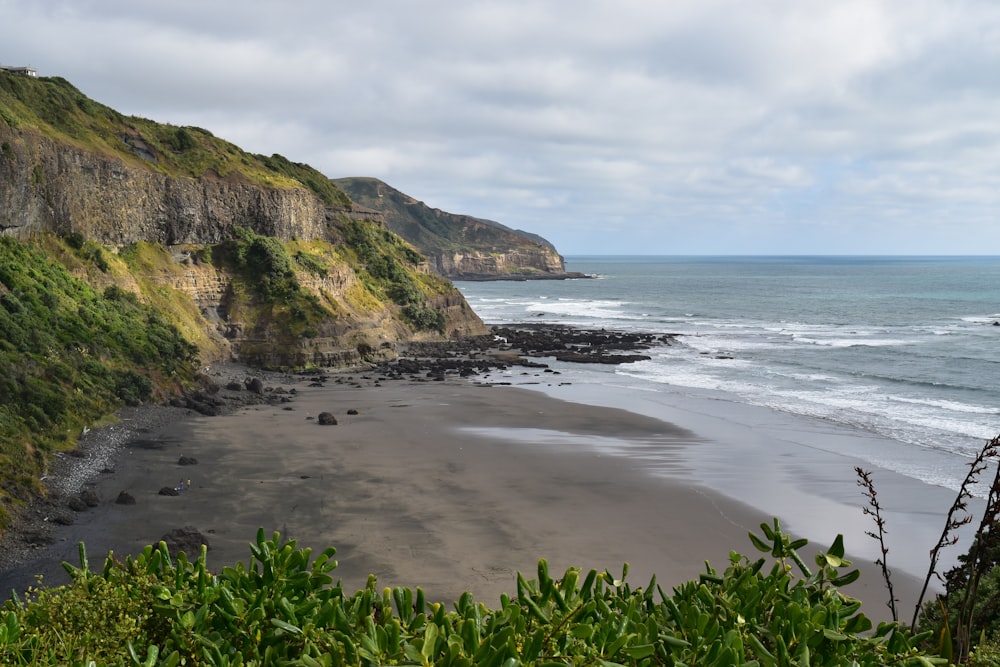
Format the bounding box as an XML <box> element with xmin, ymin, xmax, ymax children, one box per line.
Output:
<box><xmin>0</xmin><ymin>372</ymin><xmax>921</xmax><ymax>622</ymax></box>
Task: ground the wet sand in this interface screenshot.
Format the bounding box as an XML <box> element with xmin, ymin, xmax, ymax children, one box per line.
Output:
<box><xmin>0</xmin><ymin>372</ymin><xmax>921</xmax><ymax>622</ymax></box>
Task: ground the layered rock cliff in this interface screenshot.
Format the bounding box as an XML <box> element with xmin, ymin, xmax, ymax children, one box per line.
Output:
<box><xmin>0</xmin><ymin>126</ymin><xmax>330</xmax><ymax>247</ymax></box>
<box><xmin>333</xmin><ymin>177</ymin><xmax>586</xmax><ymax>280</ymax></box>
<box><xmin>0</xmin><ymin>73</ymin><xmax>488</xmax><ymax>371</ymax></box>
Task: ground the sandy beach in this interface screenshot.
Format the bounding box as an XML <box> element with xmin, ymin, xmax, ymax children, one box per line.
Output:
<box><xmin>0</xmin><ymin>364</ymin><xmax>926</xmax><ymax>624</ymax></box>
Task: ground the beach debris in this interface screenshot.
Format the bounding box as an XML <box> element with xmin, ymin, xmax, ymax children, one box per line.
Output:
<box><xmin>178</xmin><ymin>456</ymin><xmax>199</xmax><ymax>466</ymax></box>
<box><xmin>160</xmin><ymin>526</ymin><xmax>210</xmax><ymax>555</ymax></box>
<box><xmin>317</xmin><ymin>412</ymin><xmax>338</xmax><ymax>425</ymax></box>
<box><xmin>115</xmin><ymin>491</ymin><xmax>136</xmax><ymax>505</ymax></box>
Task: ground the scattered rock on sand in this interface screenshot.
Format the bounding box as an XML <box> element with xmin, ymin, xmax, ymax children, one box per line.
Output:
<box><xmin>318</xmin><ymin>412</ymin><xmax>338</xmax><ymax>425</ymax></box>
<box><xmin>116</xmin><ymin>491</ymin><xmax>136</xmax><ymax>505</ymax></box>
<box><xmin>178</xmin><ymin>456</ymin><xmax>198</xmax><ymax>466</ymax></box>
<box><xmin>245</xmin><ymin>377</ymin><xmax>265</xmax><ymax>394</ymax></box>
<box><xmin>51</xmin><ymin>511</ymin><xmax>74</xmax><ymax>526</ymax></box>
<box><xmin>160</xmin><ymin>526</ymin><xmax>210</xmax><ymax>555</ymax></box>
<box><xmin>158</xmin><ymin>486</ymin><xmax>180</xmax><ymax>496</ymax></box>
<box><xmin>347</xmin><ymin>409</ymin><xmax>359</xmax><ymax>415</ymax></box>
<box><xmin>80</xmin><ymin>489</ymin><xmax>100</xmax><ymax>507</ymax></box>
<box><xmin>67</xmin><ymin>496</ymin><xmax>88</xmax><ymax>512</ymax></box>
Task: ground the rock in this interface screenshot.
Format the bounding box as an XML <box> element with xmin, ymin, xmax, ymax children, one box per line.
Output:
<box><xmin>245</xmin><ymin>377</ymin><xmax>265</xmax><ymax>394</ymax></box>
<box><xmin>158</xmin><ymin>486</ymin><xmax>180</xmax><ymax>496</ymax></box>
<box><xmin>51</xmin><ymin>512</ymin><xmax>74</xmax><ymax>526</ymax></box>
<box><xmin>67</xmin><ymin>496</ymin><xmax>88</xmax><ymax>512</ymax></box>
<box><xmin>160</xmin><ymin>526</ymin><xmax>210</xmax><ymax>555</ymax></box>
<box><xmin>116</xmin><ymin>491</ymin><xmax>136</xmax><ymax>505</ymax></box>
<box><xmin>317</xmin><ymin>412</ymin><xmax>338</xmax><ymax>425</ymax></box>
<box><xmin>178</xmin><ymin>456</ymin><xmax>199</xmax><ymax>466</ymax></box>
<box><xmin>346</xmin><ymin>408</ymin><xmax>359</xmax><ymax>415</ymax></box>
<box><xmin>80</xmin><ymin>489</ymin><xmax>100</xmax><ymax>507</ymax></box>
<box><xmin>226</xmin><ymin>381</ymin><xmax>243</xmax><ymax>391</ymax></box>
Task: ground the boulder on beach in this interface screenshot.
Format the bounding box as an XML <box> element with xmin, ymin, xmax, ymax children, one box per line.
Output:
<box><xmin>178</xmin><ymin>456</ymin><xmax>198</xmax><ymax>466</ymax></box>
<box><xmin>245</xmin><ymin>377</ymin><xmax>265</xmax><ymax>394</ymax></box>
<box><xmin>318</xmin><ymin>412</ymin><xmax>338</xmax><ymax>425</ymax></box>
<box><xmin>160</xmin><ymin>526</ymin><xmax>210</xmax><ymax>555</ymax></box>
<box><xmin>80</xmin><ymin>489</ymin><xmax>100</xmax><ymax>507</ymax></box>
<box><xmin>115</xmin><ymin>491</ymin><xmax>136</xmax><ymax>505</ymax></box>
<box><xmin>158</xmin><ymin>486</ymin><xmax>180</xmax><ymax>496</ymax></box>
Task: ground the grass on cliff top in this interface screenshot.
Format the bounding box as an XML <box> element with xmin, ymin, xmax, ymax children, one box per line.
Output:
<box><xmin>0</xmin><ymin>72</ymin><xmax>350</xmax><ymax>207</ymax></box>
<box><xmin>0</xmin><ymin>235</ymin><xmax>199</xmax><ymax>528</ymax></box>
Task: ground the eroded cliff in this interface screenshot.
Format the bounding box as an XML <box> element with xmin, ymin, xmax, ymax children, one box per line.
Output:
<box><xmin>0</xmin><ymin>73</ymin><xmax>487</xmax><ymax>372</ymax></box>
<box><xmin>333</xmin><ymin>177</ymin><xmax>586</xmax><ymax>280</ymax></box>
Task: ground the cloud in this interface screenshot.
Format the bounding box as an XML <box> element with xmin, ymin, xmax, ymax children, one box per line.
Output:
<box><xmin>2</xmin><ymin>0</ymin><xmax>1000</xmax><ymax>253</ymax></box>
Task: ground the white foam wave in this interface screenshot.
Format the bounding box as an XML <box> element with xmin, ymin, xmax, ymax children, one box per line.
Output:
<box><xmin>890</xmin><ymin>395</ymin><xmax>1000</xmax><ymax>415</ymax></box>
<box><xmin>792</xmin><ymin>336</ymin><xmax>914</xmax><ymax>348</ymax></box>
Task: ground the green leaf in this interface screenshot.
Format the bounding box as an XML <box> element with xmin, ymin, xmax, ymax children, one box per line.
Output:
<box><xmin>625</xmin><ymin>644</ymin><xmax>656</xmax><ymax>659</ymax></box>
<box><xmin>422</xmin><ymin>622</ymin><xmax>440</xmax><ymax>660</ymax></box>
<box><xmin>748</xmin><ymin>532</ymin><xmax>771</xmax><ymax>553</ymax></box>
<box><xmin>271</xmin><ymin>618</ymin><xmax>303</xmax><ymax>635</ymax></box>
<box><xmin>827</xmin><ymin>534</ymin><xmax>846</xmax><ymax>560</ymax></box>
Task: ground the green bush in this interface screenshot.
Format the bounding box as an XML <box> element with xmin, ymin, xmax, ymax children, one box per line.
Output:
<box><xmin>0</xmin><ymin>522</ymin><xmax>945</xmax><ymax>666</ymax></box>
<box><xmin>402</xmin><ymin>304</ymin><xmax>445</xmax><ymax>332</ymax></box>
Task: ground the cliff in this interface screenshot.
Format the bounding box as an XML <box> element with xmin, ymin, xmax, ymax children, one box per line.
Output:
<box><xmin>0</xmin><ymin>72</ymin><xmax>488</xmax><ymax>369</ymax></box>
<box><xmin>332</xmin><ymin>177</ymin><xmax>587</xmax><ymax>281</ymax></box>
<box><xmin>0</xmin><ymin>72</ymin><xmax>493</xmax><ymax>526</ymax></box>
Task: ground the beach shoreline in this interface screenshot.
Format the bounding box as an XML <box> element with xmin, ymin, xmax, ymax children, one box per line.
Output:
<box><xmin>0</xmin><ymin>334</ymin><xmax>937</xmax><ymax>623</ymax></box>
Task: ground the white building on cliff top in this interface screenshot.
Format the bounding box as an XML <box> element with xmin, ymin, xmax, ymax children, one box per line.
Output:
<box><xmin>0</xmin><ymin>65</ymin><xmax>38</xmax><ymax>76</ymax></box>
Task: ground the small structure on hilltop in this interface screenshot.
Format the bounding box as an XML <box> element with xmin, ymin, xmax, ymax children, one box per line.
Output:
<box><xmin>0</xmin><ymin>65</ymin><xmax>38</xmax><ymax>76</ymax></box>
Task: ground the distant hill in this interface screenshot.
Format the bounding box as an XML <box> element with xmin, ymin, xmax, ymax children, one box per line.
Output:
<box><xmin>332</xmin><ymin>177</ymin><xmax>586</xmax><ymax>281</ymax></box>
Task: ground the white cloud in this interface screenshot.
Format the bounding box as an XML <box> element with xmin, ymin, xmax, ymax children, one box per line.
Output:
<box><xmin>2</xmin><ymin>0</ymin><xmax>999</xmax><ymax>253</ymax></box>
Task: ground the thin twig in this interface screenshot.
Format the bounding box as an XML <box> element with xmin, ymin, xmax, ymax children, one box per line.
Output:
<box><xmin>856</xmin><ymin>467</ymin><xmax>897</xmax><ymax>622</ymax></box>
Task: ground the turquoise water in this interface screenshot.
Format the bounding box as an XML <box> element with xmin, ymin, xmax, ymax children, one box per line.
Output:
<box><xmin>457</xmin><ymin>256</ymin><xmax>1000</xmax><ymax>496</ymax></box>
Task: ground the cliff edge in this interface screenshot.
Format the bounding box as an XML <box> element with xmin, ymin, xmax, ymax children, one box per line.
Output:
<box><xmin>333</xmin><ymin>177</ymin><xmax>587</xmax><ymax>281</ymax></box>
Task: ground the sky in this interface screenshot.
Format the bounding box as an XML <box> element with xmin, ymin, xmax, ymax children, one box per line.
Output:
<box><xmin>2</xmin><ymin>1</ymin><xmax>999</xmax><ymax>255</ymax></box>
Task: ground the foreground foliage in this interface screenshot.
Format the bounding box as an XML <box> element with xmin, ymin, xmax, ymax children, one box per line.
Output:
<box><xmin>0</xmin><ymin>522</ymin><xmax>943</xmax><ymax>666</ymax></box>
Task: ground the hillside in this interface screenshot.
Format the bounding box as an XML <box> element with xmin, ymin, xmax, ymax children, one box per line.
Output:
<box><xmin>0</xmin><ymin>71</ymin><xmax>487</xmax><ymax>526</ymax></box>
<box><xmin>333</xmin><ymin>177</ymin><xmax>587</xmax><ymax>280</ymax></box>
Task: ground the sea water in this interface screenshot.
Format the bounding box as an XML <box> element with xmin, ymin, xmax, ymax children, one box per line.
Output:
<box><xmin>456</xmin><ymin>256</ymin><xmax>1000</xmax><ymax>508</ymax></box>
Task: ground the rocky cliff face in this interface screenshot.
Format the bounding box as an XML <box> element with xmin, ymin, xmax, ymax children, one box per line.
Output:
<box><xmin>433</xmin><ymin>247</ymin><xmax>566</xmax><ymax>279</ymax></box>
<box><xmin>333</xmin><ymin>177</ymin><xmax>584</xmax><ymax>280</ymax></box>
<box><xmin>0</xmin><ymin>125</ymin><xmax>488</xmax><ymax>366</ymax></box>
<box><xmin>0</xmin><ymin>126</ymin><xmax>329</xmax><ymax>247</ymax></box>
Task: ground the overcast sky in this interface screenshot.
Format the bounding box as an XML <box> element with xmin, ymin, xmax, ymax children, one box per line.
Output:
<box><xmin>2</xmin><ymin>1</ymin><xmax>999</xmax><ymax>255</ymax></box>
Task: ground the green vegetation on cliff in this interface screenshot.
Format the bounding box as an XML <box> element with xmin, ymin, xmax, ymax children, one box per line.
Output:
<box><xmin>0</xmin><ymin>235</ymin><xmax>199</xmax><ymax>526</ymax></box>
<box><xmin>0</xmin><ymin>72</ymin><xmax>350</xmax><ymax>207</ymax></box>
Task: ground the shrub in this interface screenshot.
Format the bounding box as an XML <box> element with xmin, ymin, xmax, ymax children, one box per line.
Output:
<box><xmin>402</xmin><ymin>304</ymin><xmax>445</xmax><ymax>332</ymax></box>
<box><xmin>0</xmin><ymin>523</ymin><xmax>944</xmax><ymax>666</ymax></box>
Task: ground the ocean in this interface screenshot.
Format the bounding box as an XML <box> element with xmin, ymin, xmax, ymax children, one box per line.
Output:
<box><xmin>456</xmin><ymin>256</ymin><xmax>1000</xmax><ymax>574</ymax></box>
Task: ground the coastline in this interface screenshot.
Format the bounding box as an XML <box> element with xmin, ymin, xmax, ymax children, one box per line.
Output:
<box><xmin>0</xmin><ymin>351</ymin><xmax>930</xmax><ymax>624</ymax></box>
